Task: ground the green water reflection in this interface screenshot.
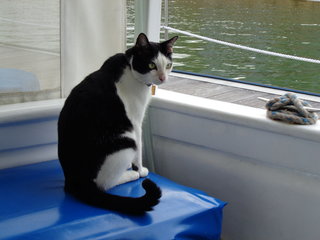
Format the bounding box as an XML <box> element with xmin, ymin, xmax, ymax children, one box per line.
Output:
<box><xmin>128</xmin><ymin>0</ymin><xmax>320</xmax><ymax>94</ymax></box>
<box><xmin>168</xmin><ymin>0</ymin><xmax>320</xmax><ymax>93</ymax></box>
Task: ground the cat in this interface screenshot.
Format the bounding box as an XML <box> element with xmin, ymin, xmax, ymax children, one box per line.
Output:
<box><xmin>58</xmin><ymin>33</ymin><xmax>178</xmax><ymax>214</ymax></box>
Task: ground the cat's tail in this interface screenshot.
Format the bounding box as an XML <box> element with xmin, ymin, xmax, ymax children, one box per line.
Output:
<box><xmin>65</xmin><ymin>179</ymin><xmax>161</xmax><ymax>215</ymax></box>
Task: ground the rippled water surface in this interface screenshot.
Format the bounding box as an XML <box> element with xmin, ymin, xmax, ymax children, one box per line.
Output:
<box><xmin>128</xmin><ymin>0</ymin><xmax>320</xmax><ymax>93</ymax></box>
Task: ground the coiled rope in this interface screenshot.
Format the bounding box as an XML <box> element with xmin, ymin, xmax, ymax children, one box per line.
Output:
<box><xmin>265</xmin><ymin>93</ymin><xmax>319</xmax><ymax>125</ymax></box>
<box><xmin>162</xmin><ymin>26</ymin><xmax>320</xmax><ymax>64</ymax></box>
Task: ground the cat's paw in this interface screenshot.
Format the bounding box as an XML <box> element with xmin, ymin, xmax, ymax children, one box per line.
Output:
<box><xmin>139</xmin><ymin>167</ymin><xmax>149</xmax><ymax>177</ymax></box>
<box><xmin>118</xmin><ymin>170</ymin><xmax>140</xmax><ymax>185</ymax></box>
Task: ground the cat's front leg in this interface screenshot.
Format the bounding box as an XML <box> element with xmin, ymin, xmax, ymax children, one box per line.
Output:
<box><xmin>133</xmin><ymin>163</ymin><xmax>149</xmax><ymax>177</ymax></box>
<box><xmin>132</xmin><ymin>152</ymin><xmax>149</xmax><ymax>177</ymax></box>
<box><xmin>132</xmin><ymin>130</ymin><xmax>149</xmax><ymax>178</ymax></box>
<box><xmin>138</xmin><ymin>166</ymin><xmax>149</xmax><ymax>177</ymax></box>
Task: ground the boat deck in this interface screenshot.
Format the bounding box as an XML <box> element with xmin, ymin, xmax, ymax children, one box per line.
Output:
<box><xmin>162</xmin><ymin>72</ymin><xmax>320</xmax><ymax>110</ymax></box>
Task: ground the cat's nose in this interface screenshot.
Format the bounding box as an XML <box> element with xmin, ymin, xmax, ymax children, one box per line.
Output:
<box><xmin>159</xmin><ymin>74</ymin><xmax>166</xmax><ymax>82</ymax></box>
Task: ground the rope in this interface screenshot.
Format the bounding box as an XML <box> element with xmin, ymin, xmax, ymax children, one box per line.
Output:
<box><xmin>265</xmin><ymin>93</ymin><xmax>319</xmax><ymax>125</ymax></box>
<box><xmin>162</xmin><ymin>26</ymin><xmax>320</xmax><ymax>64</ymax></box>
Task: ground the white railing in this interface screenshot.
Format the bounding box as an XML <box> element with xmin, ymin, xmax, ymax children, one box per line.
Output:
<box><xmin>162</xmin><ymin>0</ymin><xmax>320</xmax><ymax>65</ymax></box>
<box><xmin>162</xmin><ymin>26</ymin><xmax>320</xmax><ymax>65</ymax></box>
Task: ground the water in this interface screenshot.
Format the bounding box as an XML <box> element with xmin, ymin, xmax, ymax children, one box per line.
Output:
<box><xmin>128</xmin><ymin>0</ymin><xmax>320</xmax><ymax>94</ymax></box>
<box><xmin>1</xmin><ymin>0</ymin><xmax>319</xmax><ymax>94</ymax></box>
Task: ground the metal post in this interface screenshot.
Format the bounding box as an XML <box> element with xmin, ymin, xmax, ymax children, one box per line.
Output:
<box><xmin>164</xmin><ymin>0</ymin><xmax>169</xmax><ymax>40</ymax></box>
<box><xmin>134</xmin><ymin>0</ymin><xmax>162</xmax><ymax>171</ymax></box>
<box><xmin>134</xmin><ymin>0</ymin><xmax>162</xmax><ymax>42</ymax></box>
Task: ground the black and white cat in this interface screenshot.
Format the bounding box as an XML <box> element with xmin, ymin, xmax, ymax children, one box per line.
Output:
<box><xmin>58</xmin><ymin>33</ymin><xmax>178</xmax><ymax>214</ymax></box>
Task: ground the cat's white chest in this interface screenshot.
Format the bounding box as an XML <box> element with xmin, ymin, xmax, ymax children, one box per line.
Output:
<box><xmin>116</xmin><ymin>68</ymin><xmax>151</xmax><ymax>128</ymax></box>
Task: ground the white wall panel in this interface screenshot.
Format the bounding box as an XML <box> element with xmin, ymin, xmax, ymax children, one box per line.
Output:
<box><xmin>0</xmin><ymin>100</ymin><xmax>63</xmax><ymax>169</ymax></box>
<box><xmin>152</xmin><ymin>136</ymin><xmax>320</xmax><ymax>240</ymax></box>
<box><xmin>149</xmin><ymin>106</ymin><xmax>320</xmax><ymax>176</ymax></box>
<box><xmin>146</xmin><ymin>89</ymin><xmax>320</xmax><ymax>240</ymax></box>
<box><xmin>0</xmin><ymin>144</ymin><xmax>58</xmax><ymax>169</ymax></box>
<box><xmin>0</xmin><ymin>119</ymin><xmax>58</xmax><ymax>151</ymax></box>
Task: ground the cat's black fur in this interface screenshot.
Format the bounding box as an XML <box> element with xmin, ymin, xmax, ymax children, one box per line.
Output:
<box><xmin>58</xmin><ymin>33</ymin><xmax>177</xmax><ymax>214</ymax></box>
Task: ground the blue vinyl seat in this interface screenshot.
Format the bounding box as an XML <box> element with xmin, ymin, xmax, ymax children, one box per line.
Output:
<box><xmin>0</xmin><ymin>160</ymin><xmax>226</xmax><ymax>240</ymax></box>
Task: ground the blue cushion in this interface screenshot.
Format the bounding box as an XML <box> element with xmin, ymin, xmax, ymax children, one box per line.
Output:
<box><xmin>0</xmin><ymin>160</ymin><xmax>226</xmax><ymax>240</ymax></box>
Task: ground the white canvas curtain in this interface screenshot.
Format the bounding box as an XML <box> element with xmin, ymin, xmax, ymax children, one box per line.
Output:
<box><xmin>61</xmin><ymin>0</ymin><xmax>127</xmax><ymax>97</ymax></box>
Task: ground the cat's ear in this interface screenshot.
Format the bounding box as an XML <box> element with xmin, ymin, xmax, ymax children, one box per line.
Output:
<box><xmin>162</xmin><ymin>36</ymin><xmax>179</xmax><ymax>54</ymax></box>
<box><xmin>135</xmin><ymin>33</ymin><xmax>150</xmax><ymax>47</ymax></box>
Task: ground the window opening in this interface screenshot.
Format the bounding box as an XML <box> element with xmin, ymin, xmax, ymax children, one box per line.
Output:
<box><xmin>161</xmin><ymin>0</ymin><xmax>320</xmax><ymax>95</ymax></box>
<box><xmin>0</xmin><ymin>0</ymin><xmax>60</xmax><ymax>105</ymax></box>
<box><xmin>127</xmin><ymin>0</ymin><xmax>135</xmax><ymax>48</ymax></box>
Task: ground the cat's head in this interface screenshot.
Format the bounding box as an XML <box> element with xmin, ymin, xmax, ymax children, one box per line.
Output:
<box><xmin>127</xmin><ymin>33</ymin><xmax>178</xmax><ymax>86</ymax></box>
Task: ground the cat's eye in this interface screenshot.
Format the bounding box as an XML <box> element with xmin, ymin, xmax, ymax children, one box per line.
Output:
<box><xmin>166</xmin><ymin>63</ymin><xmax>172</xmax><ymax>69</ymax></box>
<box><xmin>148</xmin><ymin>63</ymin><xmax>156</xmax><ymax>70</ymax></box>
